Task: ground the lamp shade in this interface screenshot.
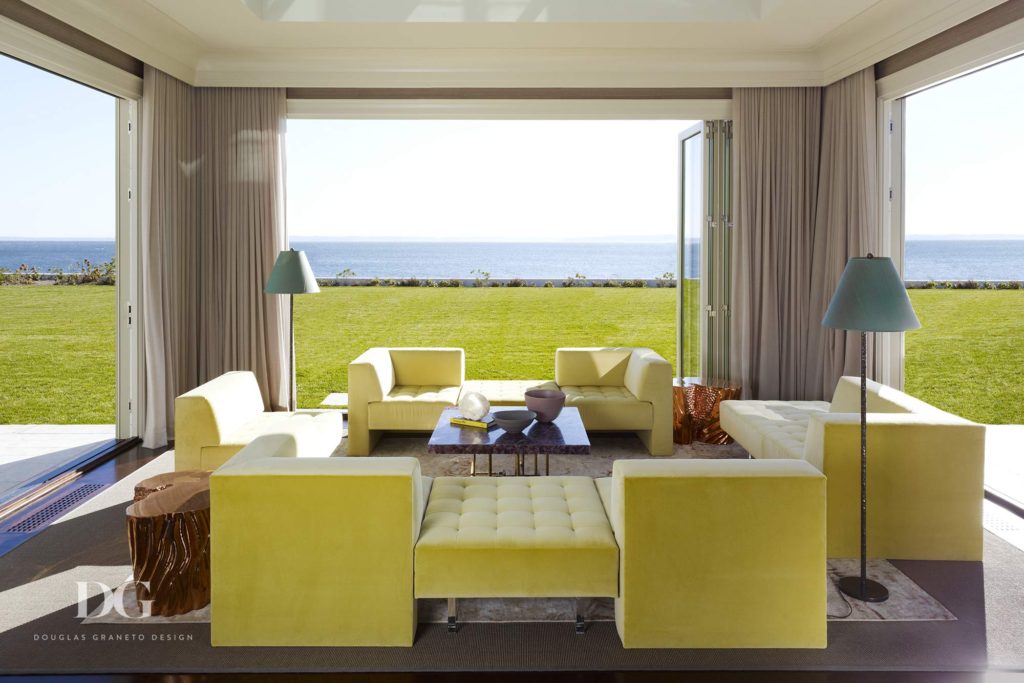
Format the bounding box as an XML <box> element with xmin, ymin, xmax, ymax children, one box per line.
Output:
<box><xmin>265</xmin><ymin>248</ymin><xmax>320</xmax><ymax>295</ymax></box>
<box><xmin>823</xmin><ymin>255</ymin><xmax>920</xmax><ymax>332</ymax></box>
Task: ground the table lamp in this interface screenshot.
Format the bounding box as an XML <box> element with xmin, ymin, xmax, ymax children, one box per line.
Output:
<box><xmin>822</xmin><ymin>254</ymin><xmax>920</xmax><ymax>602</ymax></box>
<box><xmin>266</xmin><ymin>248</ymin><xmax>320</xmax><ymax>411</ymax></box>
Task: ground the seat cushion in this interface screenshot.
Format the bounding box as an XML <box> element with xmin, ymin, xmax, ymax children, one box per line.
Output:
<box><xmin>559</xmin><ymin>385</ymin><xmax>653</xmax><ymax>430</ymax></box>
<box><xmin>368</xmin><ymin>385</ymin><xmax>460</xmax><ymax>430</ymax></box>
<box><xmin>720</xmin><ymin>400</ymin><xmax>829</xmax><ymax>460</ymax></box>
<box><xmin>202</xmin><ymin>410</ymin><xmax>344</xmax><ymax>470</ymax></box>
<box><xmin>458</xmin><ymin>380</ymin><xmax>558</xmax><ymax>406</ymax></box>
<box><xmin>415</xmin><ymin>476</ymin><xmax>619</xmax><ymax>598</ymax></box>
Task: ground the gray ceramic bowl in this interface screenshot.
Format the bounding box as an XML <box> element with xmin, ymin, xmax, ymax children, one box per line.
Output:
<box><xmin>492</xmin><ymin>409</ymin><xmax>536</xmax><ymax>435</ymax></box>
<box><xmin>525</xmin><ymin>389</ymin><xmax>566</xmax><ymax>423</ymax></box>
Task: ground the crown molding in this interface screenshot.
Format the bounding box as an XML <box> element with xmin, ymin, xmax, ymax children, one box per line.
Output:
<box><xmin>22</xmin><ymin>0</ymin><xmax>200</xmax><ymax>83</ymax></box>
<box><xmin>193</xmin><ymin>48</ymin><xmax>822</xmax><ymax>88</ymax></box>
<box><xmin>818</xmin><ymin>0</ymin><xmax>1006</xmax><ymax>83</ymax></box>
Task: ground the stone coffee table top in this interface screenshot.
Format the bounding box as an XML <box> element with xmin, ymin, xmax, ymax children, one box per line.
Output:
<box><xmin>428</xmin><ymin>406</ymin><xmax>590</xmax><ymax>455</ymax></box>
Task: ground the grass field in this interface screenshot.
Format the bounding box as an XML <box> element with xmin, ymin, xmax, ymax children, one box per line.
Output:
<box><xmin>1</xmin><ymin>286</ymin><xmax>1021</xmax><ymax>425</ymax></box>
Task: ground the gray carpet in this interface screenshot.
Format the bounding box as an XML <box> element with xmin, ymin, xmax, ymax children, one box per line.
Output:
<box><xmin>0</xmin><ymin>434</ymin><xmax>1018</xmax><ymax>673</ymax></box>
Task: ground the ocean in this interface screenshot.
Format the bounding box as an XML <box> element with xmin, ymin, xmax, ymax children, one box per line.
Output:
<box><xmin>1</xmin><ymin>239</ymin><xmax>1023</xmax><ymax>281</ymax></box>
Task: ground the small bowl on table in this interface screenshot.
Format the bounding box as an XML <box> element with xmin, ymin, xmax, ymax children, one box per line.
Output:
<box><xmin>492</xmin><ymin>410</ymin><xmax>536</xmax><ymax>435</ymax></box>
<box><xmin>525</xmin><ymin>389</ymin><xmax>566</xmax><ymax>423</ymax></box>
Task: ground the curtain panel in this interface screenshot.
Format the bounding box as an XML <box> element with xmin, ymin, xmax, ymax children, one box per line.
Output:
<box><xmin>730</xmin><ymin>68</ymin><xmax>879</xmax><ymax>401</ymax></box>
<box><xmin>141</xmin><ymin>66</ymin><xmax>288</xmax><ymax>448</ymax></box>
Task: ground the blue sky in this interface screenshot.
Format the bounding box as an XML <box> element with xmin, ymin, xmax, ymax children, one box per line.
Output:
<box><xmin>1</xmin><ymin>52</ymin><xmax>1021</xmax><ymax>241</ymax></box>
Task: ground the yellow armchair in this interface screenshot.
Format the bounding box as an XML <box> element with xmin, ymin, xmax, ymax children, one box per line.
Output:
<box><xmin>597</xmin><ymin>459</ymin><xmax>827</xmax><ymax>649</ymax></box>
<box><xmin>555</xmin><ymin>347</ymin><xmax>673</xmax><ymax>455</ymax></box>
<box><xmin>347</xmin><ymin>348</ymin><xmax>465</xmax><ymax>455</ymax></box>
<box><xmin>174</xmin><ymin>371</ymin><xmax>343</xmax><ymax>471</ymax></box>
<box><xmin>210</xmin><ymin>435</ymin><xmax>429</xmax><ymax>646</ymax></box>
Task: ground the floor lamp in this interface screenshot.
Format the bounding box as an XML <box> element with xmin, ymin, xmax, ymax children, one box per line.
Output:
<box><xmin>822</xmin><ymin>254</ymin><xmax>920</xmax><ymax>602</ymax></box>
<box><xmin>265</xmin><ymin>248</ymin><xmax>320</xmax><ymax>411</ymax></box>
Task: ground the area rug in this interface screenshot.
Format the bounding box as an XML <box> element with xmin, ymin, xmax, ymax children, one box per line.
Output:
<box><xmin>77</xmin><ymin>442</ymin><xmax>954</xmax><ymax>627</ymax></box>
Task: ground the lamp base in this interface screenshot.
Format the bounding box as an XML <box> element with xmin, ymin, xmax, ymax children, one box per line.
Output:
<box><xmin>837</xmin><ymin>575</ymin><xmax>889</xmax><ymax>603</ymax></box>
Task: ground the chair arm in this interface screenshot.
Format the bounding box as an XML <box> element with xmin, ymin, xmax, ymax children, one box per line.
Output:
<box><xmin>623</xmin><ymin>348</ymin><xmax>673</xmax><ymax>403</ymax></box>
<box><xmin>349</xmin><ymin>348</ymin><xmax>396</xmax><ymax>405</ymax></box>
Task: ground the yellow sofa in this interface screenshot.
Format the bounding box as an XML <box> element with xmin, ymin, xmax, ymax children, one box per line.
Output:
<box><xmin>210</xmin><ymin>434</ymin><xmax>430</xmax><ymax>646</ymax></box>
<box><xmin>347</xmin><ymin>347</ymin><xmax>465</xmax><ymax>456</ymax></box>
<box><xmin>596</xmin><ymin>459</ymin><xmax>827</xmax><ymax>649</ymax></box>
<box><xmin>555</xmin><ymin>348</ymin><xmax>674</xmax><ymax>456</ymax></box>
<box><xmin>720</xmin><ymin>376</ymin><xmax>985</xmax><ymax>560</ymax></box>
<box><xmin>174</xmin><ymin>371</ymin><xmax>343</xmax><ymax>471</ymax></box>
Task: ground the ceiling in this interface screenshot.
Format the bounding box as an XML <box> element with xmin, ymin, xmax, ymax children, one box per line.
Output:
<box><xmin>21</xmin><ymin>0</ymin><xmax>1007</xmax><ymax>87</ymax></box>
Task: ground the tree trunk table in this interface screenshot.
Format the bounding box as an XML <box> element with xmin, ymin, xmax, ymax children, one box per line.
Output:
<box><xmin>673</xmin><ymin>377</ymin><xmax>742</xmax><ymax>445</ymax></box>
<box><xmin>126</xmin><ymin>471</ymin><xmax>212</xmax><ymax>616</ymax></box>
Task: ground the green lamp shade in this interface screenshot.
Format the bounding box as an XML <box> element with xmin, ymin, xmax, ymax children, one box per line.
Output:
<box><xmin>823</xmin><ymin>255</ymin><xmax>920</xmax><ymax>332</ymax></box>
<box><xmin>265</xmin><ymin>248</ymin><xmax>320</xmax><ymax>295</ymax></box>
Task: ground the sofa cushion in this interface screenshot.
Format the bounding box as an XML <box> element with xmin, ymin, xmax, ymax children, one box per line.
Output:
<box><xmin>720</xmin><ymin>400</ymin><xmax>829</xmax><ymax>460</ymax></box>
<box><xmin>559</xmin><ymin>385</ymin><xmax>653</xmax><ymax>430</ymax></box>
<box><xmin>368</xmin><ymin>385</ymin><xmax>460</xmax><ymax>430</ymax></box>
<box><xmin>414</xmin><ymin>476</ymin><xmax>619</xmax><ymax>598</ymax></box>
<box><xmin>458</xmin><ymin>380</ymin><xmax>558</xmax><ymax>406</ymax></box>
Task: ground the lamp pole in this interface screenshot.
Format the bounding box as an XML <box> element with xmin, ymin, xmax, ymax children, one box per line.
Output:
<box><xmin>265</xmin><ymin>248</ymin><xmax>320</xmax><ymax>413</ymax></box>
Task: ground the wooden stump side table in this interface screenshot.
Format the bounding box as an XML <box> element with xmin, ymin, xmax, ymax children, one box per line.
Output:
<box><xmin>673</xmin><ymin>377</ymin><xmax>742</xmax><ymax>445</ymax></box>
<box><xmin>126</xmin><ymin>471</ymin><xmax>212</xmax><ymax>616</ymax></box>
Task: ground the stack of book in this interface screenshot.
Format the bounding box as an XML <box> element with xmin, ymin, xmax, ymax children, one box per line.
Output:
<box><xmin>450</xmin><ymin>414</ymin><xmax>496</xmax><ymax>429</ymax></box>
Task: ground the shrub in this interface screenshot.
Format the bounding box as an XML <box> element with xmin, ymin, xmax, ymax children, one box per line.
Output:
<box><xmin>621</xmin><ymin>279</ymin><xmax>647</xmax><ymax>288</ymax></box>
<box><xmin>336</xmin><ymin>268</ymin><xmax>357</xmax><ymax>279</ymax></box>
<box><xmin>0</xmin><ymin>264</ymin><xmax>41</xmax><ymax>285</ymax></box>
<box><xmin>506</xmin><ymin>277</ymin><xmax>529</xmax><ymax>288</ymax></box>
<box><xmin>437</xmin><ymin>278</ymin><xmax>462</xmax><ymax>287</ymax></box>
<box><xmin>471</xmin><ymin>269</ymin><xmax>491</xmax><ymax>287</ymax></box>
<box><xmin>396</xmin><ymin>277</ymin><xmax>422</xmax><ymax>287</ymax></box>
<box><xmin>52</xmin><ymin>259</ymin><xmax>116</xmax><ymax>286</ymax></box>
<box><xmin>655</xmin><ymin>272</ymin><xmax>676</xmax><ymax>288</ymax></box>
<box><xmin>996</xmin><ymin>281</ymin><xmax>1023</xmax><ymax>290</ymax></box>
<box><xmin>601</xmin><ymin>279</ymin><xmax>621</xmax><ymax>287</ymax></box>
<box><xmin>543</xmin><ymin>281</ymin><xmax>554</xmax><ymax>288</ymax></box>
<box><xmin>563</xmin><ymin>273</ymin><xmax>588</xmax><ymax>287</ymax></box>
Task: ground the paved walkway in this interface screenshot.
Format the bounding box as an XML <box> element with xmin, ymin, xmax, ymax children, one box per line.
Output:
<box><xmin>986</xmin><ymin>424</ymin><xmax>1024</xmax><ymax>509</ymax></box>
<box><xmin>0</xmin><ymin>425</ymin><xmax>115</xmax><ymax>504</ymax></box>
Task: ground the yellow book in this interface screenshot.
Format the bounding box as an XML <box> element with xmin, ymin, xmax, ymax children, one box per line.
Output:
<box><xmin>450</xmin><ymin>415</ymin><xmax>495</xmax><ymax>429</ymax></box>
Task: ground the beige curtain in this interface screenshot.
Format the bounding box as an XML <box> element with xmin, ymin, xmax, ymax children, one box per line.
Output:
<box><xmin>730</xmin><ymin>68</ymin><xmax>879</xmax><ymax>401</ymax></box>
<box><xmin>730</xmin><ymin>86</ymin><xmax>822</xmax><ymax>400</ymax></box>
<box><xmin>804</xmin><ymin>68</ymin><xmax>879</xmax><ymax>399</ymax></box>
<box><xmin>141</xmin><ymin>67</ymin><xmax>288</xmax><ymax>448</ymax></box>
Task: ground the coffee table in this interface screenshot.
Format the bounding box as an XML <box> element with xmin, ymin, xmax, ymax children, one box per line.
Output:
<box><xmin>427</xmin><ymin>406</ymin><xmax>590</xmax><ymax>476</ymax></box>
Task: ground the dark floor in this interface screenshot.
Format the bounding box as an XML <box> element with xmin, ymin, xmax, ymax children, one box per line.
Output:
<box><xmin>0</xmin><ymin>444</ymin><xmax>1022</xmax><ymax>679</ymax></box>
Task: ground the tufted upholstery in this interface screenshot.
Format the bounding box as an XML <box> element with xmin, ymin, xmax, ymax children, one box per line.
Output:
<box><xmin>348</xmin><ymin>348</ymin><xmax>465</xmax><ymax>454</ymax></box>
<box><xmin>559</xmin><ymin>385</ymin><xmax>653</xmax><ymax>430</ymax></box>
<box><xmin>415</xmin><ymin>476</ymin><xmax>619</xmax><ymax>598</ymax></box>
<box><xmin>719</xmin><ymin>400</ymin><xmax>829</xmax><ymax>460</ymax></box>
<box><xmin>368</xmin><ymin>385</ymin><xmax>461</xmax><ymax>431</ymax></box>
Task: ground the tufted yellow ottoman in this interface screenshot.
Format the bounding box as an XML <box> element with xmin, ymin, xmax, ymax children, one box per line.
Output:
<box><xmin>415</xmin><ymin>476</ymin><xmax>619</xmax><ymax>628</ymax></box>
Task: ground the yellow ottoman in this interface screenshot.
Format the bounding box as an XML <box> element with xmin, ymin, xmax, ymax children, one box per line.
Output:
<box><xmin>415</xmin><ymin>477</ymin><xmax>619</xmax><ymax>602</ymax></box>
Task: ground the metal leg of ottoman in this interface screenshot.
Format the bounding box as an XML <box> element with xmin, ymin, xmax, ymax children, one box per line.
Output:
<box><xmin>575</xmin><ymin>598</ymin><xmax>586</xmax><ymax>635</ymax></box>
<box><xmin>447</xmin><ymin>597</ymin><xmax>459</xmax><ymax>633</ymax></box>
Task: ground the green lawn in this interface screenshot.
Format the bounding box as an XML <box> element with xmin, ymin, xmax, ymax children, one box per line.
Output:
<box><xmin>1</xmin><ymin>286</ymin><xmax>1021</xmax><ymax>425</ymax></box>
<box><xmin>0</xmin><ymin>286</ymin><xmax>116</xmax><ymax>424</ymax></box>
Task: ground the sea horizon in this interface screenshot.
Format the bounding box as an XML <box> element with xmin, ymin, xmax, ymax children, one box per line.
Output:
<box><xmin>3</xmin><ymin>238</ymin><xmax>1024</xmax><ymax>281</ymax></box>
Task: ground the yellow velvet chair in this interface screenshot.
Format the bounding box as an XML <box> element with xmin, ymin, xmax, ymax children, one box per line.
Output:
<box><xmin>721</xmin><ymin>376</ymin><xmax>986</xmax><ymax>560</ymax></box>
<box><xmin>174</xmin><ymin>371</ymin><xmax>343</xmax><ymax>471</ymax></box>
<box><xmin>210</xmin><ymin>435</ymin><xmax>429</xmax><ymax>646</ymax></box>
<box><xmin>596</xmin><ymin>459</ymin><xmax>827</xmax><ymax>649</ymax></box>
<box><xmin>347</xmin><ymin>348</ymin><xmax>465</xmax><ymax>455</ymax></box>
<box><xmin>555</xmin><ymin>347</ymin><xmax>673</xmax><ymax>456</ymax></box>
